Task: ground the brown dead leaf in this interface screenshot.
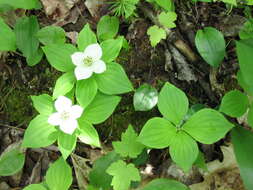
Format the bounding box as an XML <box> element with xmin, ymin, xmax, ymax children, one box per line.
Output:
<box><xmin>85</xmin><ymin>0</ymin><xmax>108</xmax><ymax>19</ymax></box>
<box><xmin>190</xmin><ymin>145</ymin><xmax>245</xmax><ymax>190</ymax></box>
<box><xmin>71</xmin><ymin>153</ymin><xmax>91</xmax><ymax>190</ymax></box>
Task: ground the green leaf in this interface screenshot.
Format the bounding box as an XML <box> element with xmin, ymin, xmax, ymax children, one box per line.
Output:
<box><xmin>58</xmin><ymin>132</ymin><xmax>77</xmax><ymax>159</ymax></box>
<box><xmin>195</xmin><ymin>27</ymin><xmax>225</xmax><ymax>67</ymax></box>
<box><xmin>37</xmin><ymin>26</ymin><xmax>66</xmax><ymax>45</ymax></box>
<box><xmin>76</xmin><ymin>77</ymin><xmax>97</xmax><ymax>108</ymax></box>
<box><xmin>0</xmin><ymin>18</ymin><xmax>16</xmax><ymax>51</ymax></box>
<box><xmin>100</xmin><ymin>38</ymin><xmax>123</xmax><ymax>63</ymax></box>
<box><xmin>0</xmin><ymin>143</ymin><xmax>25</xmax><ymax>176</ymax></box>
<box><xmin>42</xmin><ymin>43</ymin><xmax>76</xmax><ymax>72</ymax></box>
<box><xmin>31</xmin><ymin>94</ymin><xmax>53</xmax><ymax>115</ymax></box>
<box><xmin>194</xmin><ymin>151</ymin><xmax>208</xmax><ymax>171</ymax></box>
<box><xmin>97</xmin><ymin>15</ymin><xmax>119</xmax><ymax>41</ymax></box>
<box><xmin>232</xmin><ymin>127</ymin><xmax>253</xmax><ymax>190</ymax></box>
<box><xmin>155</xmin><ymin>0</ymin><xmax>173</xmax><ymax>11</ymax></box>
<box><xmin>219</xmin><ymin>90</ymin><xmax>249</xmax><ymax>117</ymax></box>
<box><xmin>113</xmin><ymin>125</ymin><xmax>145</xmax><ymax>158</ymax></box>
<box><xmin>158</xmin><ymin>82</ymin><xmax>189</xmax><ymax>125</ymax></box>
<box><xmin>138</xmin><ymin>117</ymin><xmax>177</xmax><ymax>149</ymax></box>
<box><xmin>23</xmin><ymin>184</ymin><xmax>47</xmax><ymax>190</ymax></box>
<box><xmin>133</xmin><ymin>84</ymin><xmax>158</xmax><ymax>111</ymax></box>
<box><xmin>169</xmin><ymin>131</ymin><xmax>198</xmax><ymax>172</ymax></box>
<box><xmin>95</xmin><ymin>62</ymin><xmax>133</xmax><ymax>95</ymax></box>
<box><xmin>53</xmin><ymin>72</ymin><xmax>76</xmax><ymax>99</ymax></box>
<box><xmin>22</xmin><ymin>115</ymin><xmax>58</xmax><ymax>148</ymax></box>
<box><xmin>82</xmin><ymin>92</ymin><xmax>121</xmax><ymax>124</ymax></box>
<box><xmin>89</xmin><ymin>152</ymin><xmax>120</xmax><ymax>189</ymax></box>
<box><xmin>239</xmin><ymin>19</ymin><xmax>253</xmax><ymax>40</ymax></box>
<box><xmin>77</xmin><ymin>24</ymin><xmax>97</xmax><ymax>51</ymax></box>
<box><xmin>236</xmin><ymin>38</ymin><xmax>253</xmax><ymax>85</ymax></box>
<box><xmin>26</xmin><ymin>48</ymin><xmax>43</xmax><ymax>66</ymax></box>
<box><xmin>14</xmin><ymin>16</ymin><xmax>41</xmax><ymax>65</ymax></box>
<box><xmin>237</xmin><ymin>70</ymin><xmax>253</xmax><ymax>96</ymax></box>
<box><xmin>46</xmin><ymin>157</ymin><xmax>72</xmax><ymax>190</ymax></box>
<box><xmin>248</xmin><ymin>104</ymin><xmax>253</xmax><ymax>128</ymax></box>
<box><xmin>183</xmin><ymin>109</ymin><xmax>234</xmax><ymax>144</ymax></box>
<box><xmin>221</xmin><ymin>0</ymin><xmax>237</xmax><ymax>5</ymax></box>
<box><xmin>158</xmin><ymin>11</ymin><xmax>177</xmax><ymax>28</ymax></box>
<box><xmin>77</xmin><ymin>119</ymin><xmax>100</xmax><ymax>147</ymax></box>
<box><xmin>141</xmin><ymin>178</ymin><xmax>189</xmax><ymax>190</ymax></box>
<box><xmin>147</xmin><ymin>25</ymin><xmax>166</xmax><ymax>47</ymax></box>
<box><xmin>0</xmin><ymin>0</ymin><xmax>41</xmax><ymax>9</ymax></box>
<box><xmin>106</xmin><ymin>160</ymin><xmax>141</xmax><ymax>190</ymax></box>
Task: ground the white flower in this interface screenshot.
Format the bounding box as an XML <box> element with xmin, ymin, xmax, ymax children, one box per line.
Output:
<box><xmin>71</xmin><ymin>43</ymin><xmax>106</xmax><ymax>80</ymax></box>
<box><xmin>48</xmin><ymin>96</ymin><xmax>83</xmax><ymax>135</ymax></box>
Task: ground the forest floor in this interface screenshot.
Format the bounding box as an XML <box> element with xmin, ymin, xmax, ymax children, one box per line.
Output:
<box><xmin>0</xmin><ymin>0</ymin><xmax>248</xmax><ymax>189</ymax></box>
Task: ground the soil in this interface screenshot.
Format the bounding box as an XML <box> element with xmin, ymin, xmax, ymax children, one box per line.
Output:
<box><xmin>0</xmin><ymin>0</ymin><xmax>248</xmax><ymax>189</ymax></box>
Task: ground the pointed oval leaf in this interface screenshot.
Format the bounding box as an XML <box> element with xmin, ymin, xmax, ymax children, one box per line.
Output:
<box><xmin>138</xmin><ymin>117</ymin><xmax>177</xmax><ymax>149</ymax></box>
<box><xmin>248</xmin><ymin>104</ymin><xmax>253</xmax><ymax>128</ymax></box>
<box><xmin>195</xmin><ymin>27</ymin><xmax>225</xmax><ymax>67</ymax></box>
<box><xmin>22</xmin><ymin>115</ymin><xmax>58</xmax><ymax>148</ymax></box>
<box><xmin>141</xmin><ymin>178</ymin><xmax>189</xmax><ymax>190</ymax></box>
<box><xmin>23</xmin><ymin>184</ymin><xmax>47</xmax><ymax>190</ymax></box>
<box><xmin>58</xmin><ymin>132</ymin><xmax>77</xmax><ymax>159</ymax></box>
<box><xmin>76</xmin><ymin>77</ymin><xmax>97</xmax><ymax>108</ymax></box>
<box><xmin>46</xmin><ymin>157</ymin><xmax>72</xmax><ymax>190</ymax></box>
<box><xmin>219</xmin><ymin>90</ymin><xmax>249</xmax><ymax>117</ymax></box>
<box><xmin>183</xmin><ymin>109</ymin><xmax>234</xmax><ymax>144</ymax></box>
<box><xmin>42</xmin><ymin>43</ymin><xmax>76</xmax><ymax>72</ymax></box>
<box><xmin>169</xmin><ymin>131</ymin><xmax>199</xmax><ymax>172</ymax></box>
<box><xmin>97</xmin><ymin>15</ymin><xmax>119</xmax><ymax>41</ymax></box>
<box><xmin>0</xmin><ymin>18</ymin><xmax>16</xmax><ymax>51</ymax></box>
<box><xmin>158</xmin><ymin>82</ymin><xmax>189</xmax><ymax>125</ymax></box>
<box><xmin>31</xmin><ymin>94</ymin><xmax>53</xmax><ymax>115</ymax></box>
<box><xmin>100</xmin><ymin>38</ymin><xmax>123</xmax><ymax>63</ymax></box>
<box><xmin>37</xmin><ymin>26</ymin><xmax>66</xmax><ymax>45</ymax></box>
<box><xmin>53</xmin><ymin>72</ymin><xmax>76</xmax><ymax>99</ymax></box>
<box><xmin>95</xmin><ymin>62</ymin><xmax>133</xmax><ymax>95</ymax></box>
<box><xmin>82</xmin><ymin>92</ymin><xmax>121</xmax><ymax>124</ymax></box>
<box><xmin>77</xmin><ymin>24</ymin><xmax>97</xmax><ymax>51</ymax></box>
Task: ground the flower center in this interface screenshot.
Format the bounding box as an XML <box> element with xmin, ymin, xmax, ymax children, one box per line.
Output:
<box><xmin>60</xmin><ymin>111</ymin><xmax>70</xmax><ymax>120</ymax></box>
<box><xmin>83</xmin><ymin>56</ymin><xmax>93</xmax><ymax>66</ymax></box>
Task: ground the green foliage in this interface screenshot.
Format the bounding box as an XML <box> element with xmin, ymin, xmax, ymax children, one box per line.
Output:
<box><xmin>89</xmin><ymin>152</ymin><xmax>120</xmax><ymax>189</ymax></box>
<box><xmin>113</xmin><ymin>125</ymin><xmax>145</xmax><ymax>158</ymax></box>
<box><xmin>31</xmin><ymin>94</ymin><xmax>53</xmax><ymax>115</ymax></box>
<box><xmin>76</xmin><ymin>77</ymin><xmax>98</xmax><ymax>108</ymax></box>
<box><xmin>110</xmin><ymin>0</ymin><xmax>139</xmax><ymax>18</ymax></box>
<box><xmin>239</xmin><ymin>19</ymin><xmax>253</xmax><ymax>40</ymax></box>
<box><xmin>77</xmin><ymin>24</ymin><xmax>97</xmax><ymax>51</ymax></box>
<box><xmin>195</xmin><ymin>27</ymin><xmax>226</xmax><ymax>67</ymax></box>
<box><xmin>0</xmin><ymin>18</ymin><xmax>16</xmax><ymax>51</ymax></box>
<box><xmin>77</xmin><ymin>119</ymin><xmax>101</xmax><ymax>147</ymax></box>
<box><xmin>95</xmin><ymin>62</ymin><xmax>133</xmax><ymax>95</ymax></box>
<box><xmin>42</xmin><ymin>43</ymin><xmax>76</xmax><ymax>72</ymax></box>
<box><xmin>58</xmin><ymin>132</ymin><xmax>77</xmax><ymax>159</ymax></box>
<box><xmin>22</xmin><ymin>115</ymin><xmax>58</xmax><ymax>148</ymax></box>
<box><xmin>232</xmin><ymin>127</ymin><xmax>253</xmax><ymax>190</ymax></box>
<box><xmin>14</xmin><ymin>16</ymin><xmax>43</xmax><ymax>66</ymax></box>
<box><xmin>0</xmin><ymin>143</ymin><xmax>25</xmax><ymax>176</ymax></box>
<box><xmin>106</xmin><ymin>160</ymin><xmax>141</xmax><ymax>190</ymax></box>
<box><xmin>158</xmin><ymin>82</ymin><xmax>189</xmax><ymax>125</ymax></box>
<box><xmin>0</xmin><ymin>0</ymin><xmax>41</xmax><ymax>10</ymax></box>
<box><xmin>37</xmin><ymin>26</ymin><xmax>66</xmax><ymax>45</ymax></box>
<box><xmin>183</xmin><ymin>109</ymin><xmax>234</xmax><ymax>144</ymax></box>
<box><xmin>158</xmin><ymin>11</ymin><xmax>177</xmax><ymax>28</ymax></box>
<box><xmin>97</xmin><ymin>15</ymin><xmax>119</xmax><ymax>41</ymax></box>
<box><xmin>45</xmin><ymin>157</ymin><xmax>73</xmax><ymax>190</ymax></box>
<box><xmin>81</xmin><ymin>92</ymin><xmax>121</xmax><ymax>124</ymax></box>
<box><xmin>248</xmin><ymin>104</ymin><xmax>253</xmax><ymax>128</ymax></box>
<box><xmin>53</xmin><ymin>72</ymin><xmax>76</xmax><ymax>99</ymax></box>
<box><xmin>155</xmin><ymin>0</ymin><xmax>174</xmax><ymax>11</ymax></box>
<box><xmin>23</xmin><ymin>184</ymin><xmax>47</xmax><ymax>190</ymax></box>
<box><xmin>141</xmin><ymin>178</ymin><xmax>189</xmax><ymax>190</ymax></box>
<box><xmin>133</xmin><ymin>84</ymin><xmax>158</xmax><ymax>111</ymax></box>
<box><xmin>147</xmin><ymin>25</ymin><xmax>166</xmax><ymax>47</ymax></box>
<box><xmin>219</xmin><ymin>90</ymin><xmax>249</xmax><ymax>117</ymax></box>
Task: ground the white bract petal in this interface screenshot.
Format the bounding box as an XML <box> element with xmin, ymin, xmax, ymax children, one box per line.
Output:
<box><xmin>48</xmin><ymin>96</ymin><xmax>84</xmax><ymax>134</ymax></box>
<box><xmin>92</xmin><ymin>60</ymin><xmax>106</xmax><ymax>74</ymax></box>
<box><xmin>48</xmin><ymin>112</ymin><xmax>61</xmax><ymax>126</ymax></box>
<box><xmin>75</xmin><ymin>65</ymin><xmax>93</xmax><ymax>80</ymax></box>
<box><xmin>70</xmin><ymin>105</ymin><xmax>83</xmax><ymax>119</ymax></box>
<box><xmin>83</xmin><ymin>43</ymin><xmax>102</xmax><ymax>61</ymax></box>
<box><xmin>59</xmin><ymin>119</ymin><xmax>78</xmax><ymax>135</ymax></box>
<box><xmin>55</xmin><ymin>96</ymin><xmax>72</xmax><ymax>112</ymax></box>
<box><xmin>71</xmin><ymin>52</ymin><xmax>85</xmax><ymax>66</ymax></box>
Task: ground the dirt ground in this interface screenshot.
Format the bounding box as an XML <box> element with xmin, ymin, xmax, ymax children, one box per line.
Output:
<box><xmin>0</xmin><ymin>0</ymin><xmax>248</xmax><ymax>189</ymax></box>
